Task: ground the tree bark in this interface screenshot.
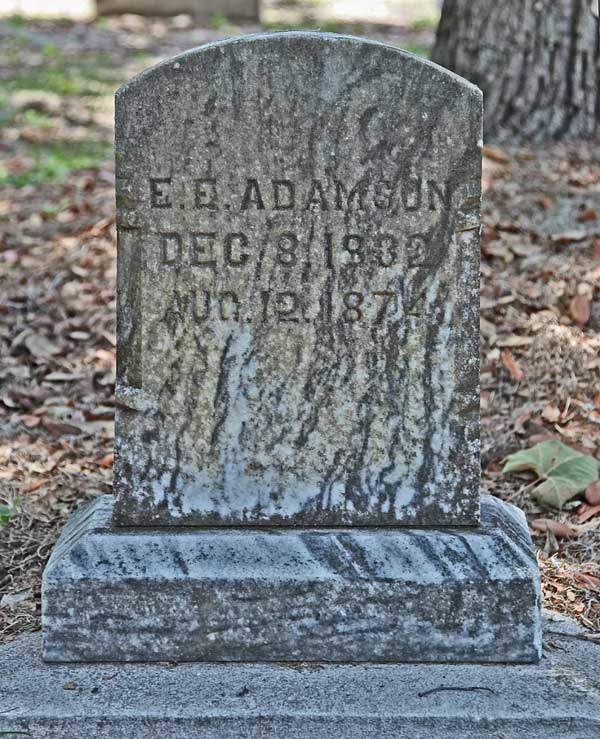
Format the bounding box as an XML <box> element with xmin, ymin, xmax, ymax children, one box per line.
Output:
<box><xmin>432</xmin><ymin>0</ymin><xmax>600</xmax><ymax>142</ymax></box>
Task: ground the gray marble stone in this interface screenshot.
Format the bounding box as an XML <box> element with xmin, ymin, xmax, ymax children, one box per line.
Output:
<box><xmin>5</xmin><ymin>615</ymin><xmax>598</xmax><ymax>738</ymax></box>
<box><xmin>112</xmin><ymin>32</ymin><xmax>482</xmax><ymax>527</ymax></box>
<box><xmin>42</xmin><ymin>494</ymin><xmax>541</xmax><ymax>663</ymax></box>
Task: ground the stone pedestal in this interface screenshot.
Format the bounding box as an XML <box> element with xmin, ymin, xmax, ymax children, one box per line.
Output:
<box><xmin>42</xmin><ymin>495</ymin><xmax>541</xmax><ymax>663</ymax></box>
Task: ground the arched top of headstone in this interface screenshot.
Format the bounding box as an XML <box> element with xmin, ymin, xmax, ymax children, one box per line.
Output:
<box><xmin>117</xmin><ymin>31</ymin><xmax>481</xmax><ymax>102</ymax></box>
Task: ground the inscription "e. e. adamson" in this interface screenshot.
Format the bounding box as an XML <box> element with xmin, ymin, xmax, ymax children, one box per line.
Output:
<box><xmin>149</xmin><ymin>176</ymin><xmax>450</xmax><ymax>213</ymax></box>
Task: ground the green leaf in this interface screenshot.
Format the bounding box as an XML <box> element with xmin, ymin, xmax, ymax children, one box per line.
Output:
<box><xmin>502</xmin><ymin>440</ymin><xmax>600</xmax><ymax>508</ymax></box>
<box><xmin>531</xmin><ymin>478</ymin><xmax>583</xmax><ymax>508</ymax></box>
<box><xmin>0</xmin><ymin>506</ymin><xmax>12</xmax><ymax>526</ymax></box>
<box><xmin>0</xmin><ymin>502</ymin><xmax>17</xmax><ymax>527</ymax></box>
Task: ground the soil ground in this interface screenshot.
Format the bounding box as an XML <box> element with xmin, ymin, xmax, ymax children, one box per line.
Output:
<box><xmin>1</xmin><ymin>6</ymin><xmax>599</xmax><ymax>644</ymax></box>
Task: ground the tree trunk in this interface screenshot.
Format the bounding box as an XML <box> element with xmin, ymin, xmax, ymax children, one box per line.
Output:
<box><xmin>432</xmin><ymin>0</ymin><xmax>600</xmax><ymax>142</ymax></box>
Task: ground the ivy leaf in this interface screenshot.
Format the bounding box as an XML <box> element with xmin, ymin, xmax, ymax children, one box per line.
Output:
<box><xmin>503</xmin><ymin>440</ymin><xmax>600</xmax><ymax>508</ymax></box>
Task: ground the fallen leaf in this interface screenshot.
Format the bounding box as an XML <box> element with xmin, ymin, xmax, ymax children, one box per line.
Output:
<box><xmin>528</xmin><ymin>433</ymin><xmax>554</xmax><ymax>445</ymax></box>
<box><xmin>510</xmin><ymin>242</ymin><xmax>540</xmax><ymax>258</ymax></box>
<box><xmin>42</xmin><ymin>419</ymin><xmax>82</xmax><ymax>437</ymax></box>
<box><xmin>20</xmin><ymin>414</ymin><xmax>41</xmax><ymax>428</ymax></box>
<box><xmin>551</xmin><ymin>230</ymin><xmax>588</xmax><ymax>245</ymax></box>
<box><xmin>481</xmin><ymin>295</ymin><xmax>516</xmax><ymax>310</ymax></box>
<box><xmin>537</xmin><ymin>195</ymin><xmax>553</xmax><ymax>210</ymax></box>
<box><xmin>483</xmin><ymin>145</ymin><xmax>511</xmax><ymax>164</ymax></box>
<box><xmin>98</xmin><ymin>368</ymin><xmax>116</xmax><ymax>386</ymax></box>
<box><xmin>21</xmin><ymin>478</ymin><xmax>50</xmax><ymax>493</ymax></box>
<box><xmin>573</xmin><ymin>573</ymin><xmax>600</xmax><ymax>593</ymax></box>
<box><xmin>0</xmin><ymin>591</ymin><xmax>34</xmax><ymax>609</ymax></box>
<box><xmin>542</xmin><ymin>405</ymin><xmax>561</xmax><ymax>423</ymax></box>
<box><xmin>594</xmin><ymin>390</ymin><xmax>600</xmax><ymax>410</ymax></box>
<box><xmin>501</xmin><ymin>350</ymin><xmax>524</xmax><ymax>381</ymax></box>
<box><xmin>531</xmin><ymin>518</ymin><xmax>577</xmax><ymax>539</ymax></box>
<box><xmin>570</xmin><ymin>295</ymin><xmax>590</xmax><ymax>325</ymax></box>
<box><xmin>43</xmin><ymin>372</ymin><xmax>86</xmax><ymax>382</ymax></box>
<box><xmin>585</xmin><ymin>480</ymin><xmax>600</xmax><ymax>505</ymax></box>
<box><xmin>97</xmin><ymin>452</ymin><xmax>114</xmax><ymax>468</ymax></box>
<box><xmin>63</xmin><ymin>682</ymin><xmax>78</xmax><ymax>691</ymax></box>
<box><xmin>62</xmin><ymin>463</ymin><xmax>82</xmax><ymax>474</ymax></box>
<box><xmin>514</xmin><ymin>409</ymin><xmax>532</xmax><ymax>432</ymax></box>
<box><xmin>543</xmin><ymin>528</ymin><xmax>559</xmax><ymax>556</ymax></box>
<box><xmin>69</xmin><ymin>331</ymin><xmax>91</xmax><ymax>341</ymax></box>
<box><xmin>24</xmin><ymin>333</ymin><xmax>61</xmax><ymax>358</ymax></box>
<box><xmin>496</xmin><ymin>221</ymin><xmax>520</xmax><ymax>233</ymax></box>
<box><xmin>83</xmin><ymin>406</ymin><xmax>114</xmax><ymax>421</ymax></box>
<box><xmin>496</xmin><ymin>334</ymin><xmax>533</xmax><ymax>347</ymax></box>
<box><xmin>483</xmin><ymin>242</ymin><xmax>514</xmax><ymax>261</ymax></box>
<box><xmin>578</xmin><ymin>206</ymin><xmax>597</xmax><ymax>223</ymax></box>
<box><xmin>503</xmin><ymin>440</ymin><xmax>600</xmax><ymax>508</ymax></box>
<box><xmin>572</xmin><ymin>518</ymin><xmax>600</xmax><ymax>534</ymax></box>
<box><xmin>577</xmin><ymin>503</ymin><xmax>600</xmax><ymax>523</ymax></box>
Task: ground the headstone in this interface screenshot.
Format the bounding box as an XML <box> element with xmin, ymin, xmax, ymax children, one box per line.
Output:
<box><xmin>112</xmin><ymin>31</ymin><xmax>480</xmax><ymax>527</ymax></box>
<box><xmin>96</xmin><ymin>0</ymin><xmax>260</xmax><ymax>23</ymax></box>
<box><xmin>42</xmin><ymin>32</ymin><xmax>541</xmax><ymax>665</ymax></box>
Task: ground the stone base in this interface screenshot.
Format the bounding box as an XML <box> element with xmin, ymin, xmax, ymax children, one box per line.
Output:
<box><xmin>2</xmin><ymin>615</ymin><xmax>599</xmax><ymax>739</ymax></box>
<box><xmin>42</xmin><ymin>495</ymin><xmax>541</xmax><ymax>663</ymax></box>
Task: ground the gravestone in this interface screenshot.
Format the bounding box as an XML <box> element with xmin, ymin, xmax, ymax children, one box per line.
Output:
<box><xmin>112</xmin><ymin>31</ymin><xmax>480</xmax><ymax>528</ymax></box>
<box><xmin>96</xmin><ymin>0</ymin><xmax>260</xmax><ymax>23</ymax></box>
<box><xmin>42</xmin><ymin>32</ymin><xmax>541</xmax><ymax>664</ymax></box>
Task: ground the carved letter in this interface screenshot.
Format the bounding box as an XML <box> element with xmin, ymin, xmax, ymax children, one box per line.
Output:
<box><xmin>335</xmin><ymin>180</ymin><xmax>364</xmax><ymax>211</ymax></box>
<box><xmin>401</xmin><ymin>178</ymin><xmax>422</xmax><ymax>212</ymax></box>
<box><xmin>272</xmin><ymin>179</ymin><xmax>295</xmax><ymax>210</ymax></box>
<box><xmin>192</xmin><ymin>290</ymin><xmax>211</xmax><ymax>322</ymax></box>
<box><xmin>150</xmin><ymin>177</ymin><xmax>172</xmax><ymax>208</ymax></box>
<box><xmin>304</xmin><ymin>180</ymin><xmax>329</xmax><ymax>210</ymax></box>
<box><xmin>219</xmin><ymin>292</ymin><xmax>240</xmax><ymax>321</ymax></box>
<box><xmin>191</xmin><ymin>233</ymin><xmax>217</xmax><ymax>269</ymax></box>
<box><xmin>428</xmin><ymin>180</ymin><xmax>451</xmax><ymax>211</ymax></box>
<box><xmin>160</xmin><ymin>232</ymin><xmax>181</xmax><ymax>265</ymax></box>
<box><xmin>241</xmin><ymin>178</ymin><xmax>265</xmax><ymax>210</ymax></box>
<box><xmin>194</xmin><ymin>178</ymin><xmax>218</xmax><ymax>209</ymax></box>
<box><xmin>373</xmin><ymin>181</ymin><xmax>393</xmax><ymax>210</ymax></box>
<box><xmin>224</xmin><ymin>233</ymin><xmax>250</xmax><ymax>267</ymax></box>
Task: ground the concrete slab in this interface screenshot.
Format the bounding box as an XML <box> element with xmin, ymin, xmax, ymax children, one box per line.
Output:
<box><xmin>42</xmin><ymin>495</ymin><xmax>541</xmax><ymax>663</ymax></box>
<box><xmin>1</xmin><ymin>613</ymin><xmax>598</xmax><ymax>738</ymax></box>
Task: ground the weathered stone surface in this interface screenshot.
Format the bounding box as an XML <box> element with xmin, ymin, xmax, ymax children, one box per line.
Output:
<box><xmin>42</xmin><ymin>494</ymin><xmax>540</xmax><ymax>663</ymax></box>
<box><xmin>96</xmin><ymin>0</ymin><xmax>260</xmax><ymax>23</ymax></box>
<box><xmin>5</xmin><ymin>615</ymin><xmax>599</xmax><ymax>738</ymax></box>
<box><xmin>113</xmin><ymin>32</ymin><xmax>482</xmax><ymax>527</ymax></box>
